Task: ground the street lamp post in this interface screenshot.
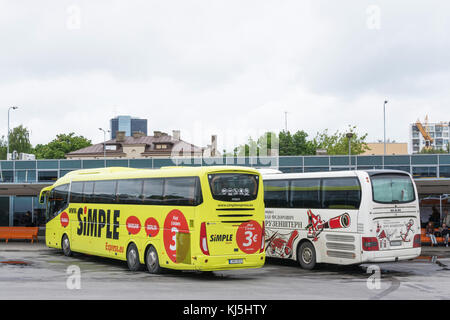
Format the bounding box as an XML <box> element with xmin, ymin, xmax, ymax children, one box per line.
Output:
<box><xmin>346</xmin><ymin>132</ymin><xmax>354</xmax><ymax>170</ymax></box>
<box><xmin>383</xmin><ymin>100</ymin><xmax>388</xmax><ymax>155</ymax></box>
<box><xmin>7</xmin><ymin>106</ymin><xmax>19</xmax><ymax>159</ymax></box>
<box><xmin>99</xmin><ymin>128</ymin><xmax>110</xmax><ymax>165</ymax></box>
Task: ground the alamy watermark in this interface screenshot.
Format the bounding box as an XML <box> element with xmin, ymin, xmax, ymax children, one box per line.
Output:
<box><xmin>66</xmin><ymin>265</ymin><xmax>81</xmax><ymax>290</ymax></box>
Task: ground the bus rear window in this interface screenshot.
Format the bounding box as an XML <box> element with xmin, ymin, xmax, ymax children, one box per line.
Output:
<box><xmin>208</xmin><ymin>173</ymin><xmax>259</xmax><ymax>202</ymax></box>
<box><xmin>371</xmin><ymin>174</ymin><xmax>415</xmax><ymax>204</ymax></box>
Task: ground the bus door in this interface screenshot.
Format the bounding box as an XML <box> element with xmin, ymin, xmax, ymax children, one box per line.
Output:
<box><xmin>368</xmin><ymin>173</ymin><xmax>420</xmax><ymax>251</ymax></box>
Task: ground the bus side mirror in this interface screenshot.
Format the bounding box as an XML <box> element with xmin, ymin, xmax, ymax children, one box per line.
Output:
<box><xmin>39</xmin><ymin>191</ymin><xmax>46</xmax><ymax>204</ymax></box>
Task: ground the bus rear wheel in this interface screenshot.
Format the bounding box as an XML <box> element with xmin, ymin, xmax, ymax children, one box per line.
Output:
<box><xmin>62</xmin><ymin>234</ymin><xmax>73</xmax><ymax>257</ymax></box>
<box><xmin>145</xmin><ymin>246</ymin><xmax>162</xmax><ymax>274</ymax></box>
<box><xmin>297</xmin><ymin>241</ymin><xmax>316</xmax><ymax>270</ymax></box>
<box><xmin>126</xmin><ymin>243</ymin><xmax>141</xmax><ymax>272</ymax></box>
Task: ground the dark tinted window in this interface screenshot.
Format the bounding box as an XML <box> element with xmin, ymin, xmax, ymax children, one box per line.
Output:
<box><xmin>143</xmin><ymin>178</ymin><xmax>164</xmax><ymax>205</ymax></box>
<box><xmin>49</xmin><ymin>184</ymin><xmax>69</xmax><ymax>218</ymax></box>
<box><xmin>322</xmin><ymin>178</ymin><xmax>361</xmax><ymax>209</ymax></box>
<box><xmin>290</xmin><ymin>179</ymin><xmax>321</xmax><ymax>209</ymax></box>
<box><xmin>264</xmin><ymin>180</ymin><xmax>289</xmax><ymax>208</ymax></box>
<box><xmin>208</xmin><ymin>173</ymin><xmax>259</xmax><ymax>202</ymax></box>
<box><xmin>117</xmin><ymin>179</ymin><xmax>143</xmax><ymax>204</ymax></box>
<box><xmin>164</xmin><ymin>177</ymin><xmax>202</xmax><ymax>206</ymax></box>
<box><xmin>70</xmin><ymin>181</ymin><xmax>84</xmax><ymax>203</ymax></box>
<box><xmin>83</xmin><ymin>181</ymin><xmax>94</xmax><ymax>203</ymax></box>
<box><xmin>92</xmin><ymin>180</ymin><xmax>117</xmax><ymax>204</ymax></box>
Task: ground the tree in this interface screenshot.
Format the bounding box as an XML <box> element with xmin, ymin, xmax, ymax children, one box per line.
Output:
<box><xmin>419</xmin><ymin>147</ymin><xmax>448</xmax><ymax>154</ymax></box>
<box><xmin>234</xmin><ymin>132</ymin><xmax>278</xmax><ymax>157</ymax></box>
<box><xmin>279</xmin><ymin>130</ymin><xmax>316</xmax><ymax>156</ymax></box>
<box><xmin>34</xmin><ymin>133</ymin><xmax>92</xmax><ymax>159</ymax></box>
<box><xmin>8</xmin><ymin>125</ymin><xmax>33</xmax><ymax>155</ymax></box>
<box><xmin>312</xmin><ymin>126</ymin><xmax>369</xmax><ymax>155</ymax></box>
<box><xmin>0</xmin><ymin>136</ymin><xmax>6</xmax><ymax>160</ymax></box>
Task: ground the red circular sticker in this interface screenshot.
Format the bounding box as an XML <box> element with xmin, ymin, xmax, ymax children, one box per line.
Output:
<box><xmin>236</xmin><ymin>220</ymin><xmax>262</xmax><ymax>254</ymax></box>
<box><xmin>60</xmin><ymin>211</ymin><xmax>69</xmax><ymax>228</ymax></box>
<box><xmin>163</xmin><ymin>210</ymin><xmax>189</xmax><ymax>263</ymax></box>
<box><xmin>145</xmin><ymin>217</ymin><xmax>159</xmax><ymax>237</ymax></box>
<box><xmin>126</xmin><ymin>216</ymin><xmax>141</xmax><ymax>235</ymax></box>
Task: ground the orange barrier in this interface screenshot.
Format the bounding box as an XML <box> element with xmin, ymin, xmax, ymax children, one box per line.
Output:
<box><xmin>0</xmin><ymin>227</ymin><xmax>39</xmax><ymax>243</ymax></box>
<box><xmin>420</xmin><ymin>228</ymin><xmax>447</xmax><ymax>245</ymax></box>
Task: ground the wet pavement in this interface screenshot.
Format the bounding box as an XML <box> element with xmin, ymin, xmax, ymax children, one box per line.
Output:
<box><xmin>0</xmin><ymin>242</ymin><xmax>449</xmax><ymax>300</ymax></box>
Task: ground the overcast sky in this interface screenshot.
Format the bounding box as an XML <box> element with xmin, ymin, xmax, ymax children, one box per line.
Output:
<box><xmin>1</xmin><ymin>0</ymin><xmax>449</xmax><ymax>152</ymax></box>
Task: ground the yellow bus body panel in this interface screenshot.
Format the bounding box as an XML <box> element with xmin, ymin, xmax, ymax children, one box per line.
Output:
<box><xmin>44</xmin><ymin>166</ymin><xmax>265</xmax><ymax>271</ymax></box>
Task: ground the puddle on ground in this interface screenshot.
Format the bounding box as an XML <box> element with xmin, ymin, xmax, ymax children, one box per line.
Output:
<box><xmin>0</xmin><ymin>260</ymin><xmax>32</xmax><ymax>266</ymax></box>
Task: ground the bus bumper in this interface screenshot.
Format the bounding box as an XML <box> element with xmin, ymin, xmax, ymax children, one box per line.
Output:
<box><xmin>361</xmin><ymin>247</ymin><xmax>422</xmax><ymax>263</ymax></box>
<box><xmin>192</xmin><ymin>253</ymin><xmax>266</xmax><ymax>271</ymax></box>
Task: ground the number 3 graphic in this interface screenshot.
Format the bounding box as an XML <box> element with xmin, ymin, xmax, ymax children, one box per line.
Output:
<box><xmin>243</xmin><ymin>231</ymin><xmax>253</xmax><ymax>247</ymax></box>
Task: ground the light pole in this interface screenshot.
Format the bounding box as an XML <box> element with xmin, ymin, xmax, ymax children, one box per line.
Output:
<box><xmin>99</xmin><ymin>128</ymin><xmax>109</xmax><ymax>165</ymax></box>
<box><xmin>383</xmin><ymin>100</ymin><xmax>388</xmax><ymax>155</ymax></box>
<box><xmin>346</xmin><ymin>132</ymin><xmax>354</xmax><ymax>170</ymax></box>
<box><xmin>7</xmin><ymin>106</ymin><xmax>19</xmax><ymax>159</ymax></box>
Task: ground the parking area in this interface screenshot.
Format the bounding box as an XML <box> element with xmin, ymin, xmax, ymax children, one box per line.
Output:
<box><xmin>0</xmin><ymin>242</ymin><xmax>449</xmax><ymax>300</ymax></box>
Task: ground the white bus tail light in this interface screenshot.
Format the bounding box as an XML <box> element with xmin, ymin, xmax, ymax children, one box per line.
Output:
<box><xmin>200</xmin><ymin>222</ymin><xmax>210</xmax><ymax>256</ymax></box>
<box><xmin>362</xmin><ymin>237</ymin><xmax>379</xmax><ymax>251</ymax></box>
<box><xmin>413</xmin><ymin>234</ymin><xmax>421</xmax><ymax>248</ymax></box>
<box><xmin>260</xmin><ymin>221</ymin><xmax>265</xmax><ymax>253</ymax></box>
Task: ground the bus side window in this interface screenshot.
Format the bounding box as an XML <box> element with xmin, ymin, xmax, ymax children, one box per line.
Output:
<box><xmin>263</xmin><ymin>180</ymin><xmax>289</xmax><ymax>208</ymax></box>
<box><xmin>83</xmin><ymin>181</ymin><xmax>95</xmax><ymax>203</ymax></box>
<box><xmin>321</xmin><ymin>178</ymin><xmax>361</xmax><ymax>209</ymax></box>
<box><xmin>290</xmin><ymin>179</ymin><xmax>321</xmax><ymax>209</ymax></box>
<box><xmin>164</xmin><ymin>177</ymin><xmax>198</xmax><ymax>206</ymax></box>
<box><xmin>49</xmin><ymin>184</ymin><xmax>69</xmax><ymax>220</ymax></box>
<box><xmin>92</xmin><ymin>180</ymin><xmax>117</xmax><ymax>204</ymax></box>
<box><xmin>117</xmin><ymin>179</ymin><xmax>143</xmax><ymax>204</ymax></box>
<box><xmin>143</xmin><ymin>178</ymin><xmax>164</xmax><ymax>205</ymax></box>
<box><xmin>70</xmin><ymin>181</ymin><xmax>84</xmax><ymax>203</ymax></box>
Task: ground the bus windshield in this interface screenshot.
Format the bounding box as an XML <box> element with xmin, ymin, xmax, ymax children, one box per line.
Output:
<box><xmin>371</xmin><ymin>174</ymin><xmax>415</xmax><ymax>204</ymax></box>
<box><xmin>208</xmin><ymin>173</ymin><xmax>259</xmax><ymax>202</ymax></box>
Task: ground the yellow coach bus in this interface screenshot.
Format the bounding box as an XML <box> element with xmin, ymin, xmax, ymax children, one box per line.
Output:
<box><xmin>39</xmin><ymin>166</ymin><xmax>265</xmax><ymax>273</ymax></box>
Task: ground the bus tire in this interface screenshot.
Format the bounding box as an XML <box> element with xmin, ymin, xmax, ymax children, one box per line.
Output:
<box><xmin>145</xmin><ymin>245</ymin><xmax>162</xmax><ymax>274</ymax></box>
<box><xmin>126</xmin><ymin>243</ymin><xmax>141</xmax><ymax>272</ymax></box>
<box><xmin>62</xmin><ymin>234</ymin><xmax>73</xmax><ymax>257</ymax></box>
<box><xmin>297</xmin><ymin>241</ymin><xmax>316</xmax><ymax>270</ymax></box>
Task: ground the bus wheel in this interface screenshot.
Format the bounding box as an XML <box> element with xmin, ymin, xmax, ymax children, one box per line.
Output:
<box><xmin>297</xmin><ymin>241</ymin><xmax>316</xmax><ymax>270</ymax></box>
<box><xmin>62</xmin><ymin>234</ymin><xmax>73</xmax><ymax>257</ymax></box>
<box><xmin>126</xmin><ymin>243</ymin><xmax>141</xmax><ymax>272</ymax></box>
<box><xmin>145</xmin><ymin>246</ymin><xmax>162</xmax><ymax>274</ymax></box>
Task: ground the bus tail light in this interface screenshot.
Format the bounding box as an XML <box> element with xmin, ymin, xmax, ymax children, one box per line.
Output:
<box><xmin>413</xmin><ymin>234</ymin><xmax>421</xmax><ymax>248</ymax></box>
<box><xmin>200</xmin><ymin>222</ymin><xmax>210</xmax><ymax>256</ymax></box>
<box><xmin>260</xmin><ymin>221</ymin><xmax>265</xmax><ymax>253</ymax></box>
<box><xmin>362</xmin><ymin>237</ymin><xmax>379</xmax><ymax>251</ymax></box>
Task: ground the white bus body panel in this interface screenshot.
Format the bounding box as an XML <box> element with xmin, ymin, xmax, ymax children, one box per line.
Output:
<box><xmin>263</xmin><ymin>170</ymin><xmax>421</xmax><ymax>266</ymax></box>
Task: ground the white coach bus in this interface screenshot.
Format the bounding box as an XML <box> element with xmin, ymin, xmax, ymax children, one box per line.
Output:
<box><xmin>262</xmin><ymin>170</ymin><xmax>421</xmax><ymax>269</ymax></box>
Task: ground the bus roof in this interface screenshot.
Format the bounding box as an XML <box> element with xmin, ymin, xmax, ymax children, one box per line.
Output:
<box><xmin>48</xmin><ymin>165</ymin><xmax>261</xmax><ymax>188</ymax></box>
<box><xmin>262</xmin><ymin>169</ymin><xmax>412</xmax><ymax>180</ymax></box>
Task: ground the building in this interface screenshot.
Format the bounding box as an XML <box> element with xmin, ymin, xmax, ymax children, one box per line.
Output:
<box><xmin>110</xmin><ymin>116</ymin><xmax>148</xmax><ymax>139</ymax></box>
<box><xmin>410</xmin><ymin>120</ymin><xmax>449</xmax><ymax>154</ymax></box>
<box><xmin>1</xmin><ymin>154</ymin><xmax>450</xmax><ymax>227</ymax></box>
<box><xmin>361</xmin><ymin>142</ymin><xmax>408</xmax><ymax>155</ymax></box>
<box><xmin>66</xmin><ymin>130</ymin><xmax>213</xmax><ymax>159</ymax></box>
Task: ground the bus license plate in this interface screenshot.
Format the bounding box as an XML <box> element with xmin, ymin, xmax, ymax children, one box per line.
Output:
<box><xmin>390</xmin><ymin>240</ymin><xmax>402</xmax><ymax>246</ymax></box>
<box><xmin>229</xmin><ymin>259</ymin><xmax>243</xmax><ymax>264</ymax></box>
